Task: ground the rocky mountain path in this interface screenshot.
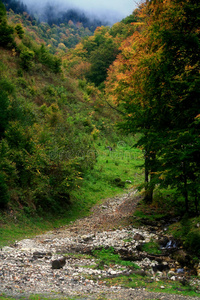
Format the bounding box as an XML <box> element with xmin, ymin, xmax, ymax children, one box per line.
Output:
<box><xmin>57</xmin><ymin>189</ymin><xmax>141</xmax><ymax>235</ymax></box>
<box><xmin>0</xmin><ymin>190</ymin><xmax>199</xmax><ymax>300</ymax></box>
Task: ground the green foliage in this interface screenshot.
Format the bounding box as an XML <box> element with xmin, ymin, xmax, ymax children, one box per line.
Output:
<box><xmin>0</xmin><ymin>102</ymin><xmax>96</xmax><ymax>211</ymax></box>
<box><xmin>84</xmin><ymin>29</ymin><xmax>119</xmax><ymax>86</ymax></box>
<box><xmin>168</xmin><ymin>215</ymin><xmax>200</xmax><ymax>257</ymax></box>
<box><xmin>0</xmin><ymin>2</ymin><xmax>6</xmax><ymax>20</ymax></box>
<box><xmin>0</xmin><ymin>139</ymin><xmax>142</xmax><ymax>247</ymax></box>
<box><xmin>0</xmin><ymin>27</ymin><xmax>121</xmax><ymax>214</ymax></box>
<box><xmin>86</xmin><ymin>39</ymin><xmax>119</xmax><ymax>87</ymax></box>
<box><xmin>5</xmin><ymin>121</ymin><xmax>33</xmax><ymax>151</ymax></box>
<box><xmin>105</xmin><ymin>0</ymin><xmax>200</xmax><ymax>213</ymax></box>
<box><xmin>7</xmin><ymin>8</ymin><xmax>95</xmax><ymax>54</ymax></box>
<box><xmin>15</xmin><ymin>23</ymin><xmax>24</xmax><ymax>39</ymax></box>
<box><xmin>19</xmin><ymin>47</ymin><xmax>35</xmax><ymax>70</ymax></box>
<box><xmin>0</xmin><ymin>91</ymin><xmax>9</xmax><ymax>139</ymax></box>
<box><xmin>0</xmin><ymin>172</ymin><xmax>10</xmax><ymax>208</ymax></box>
<box><xmin>36</xmin><ymin>44</ymin><xmax>61</xmax><ymax>73</ymax></box>
<box><xmin>65</xmin><ymin>26</ymin><xmax>121</xmax><ymax>86</ymax></box>
<box><xmin>0</xmin><ymin>78</ymin><xmax>15</xmax><ymax>139</ymax></box>
<box><xmin>16</xmin><ymin>36</ymin><xmax>62</xmax><ymax>74</ymax></box>
<box><xmin>0</xmin><ymin>78</ymin><xmax>15</xmax><ymax>94</ymax></box>
<box><xmin>121</xmin><ymin>12</ymin><xmax>139</xmax><ymax>24</ymax></box>
<box><xmin>184</xmin><ymin>231</ymin><xmax>200</xmax><ymax>256</ymax></box>
<box><xmin>175</xmin><ymin>215</ymin><xmax>200</xmax><ymax>256</ymax></box>
<box><xmin>0</xmin><ymin>2</ymin><xmax>14</xmax><ymax>47</ymax></box>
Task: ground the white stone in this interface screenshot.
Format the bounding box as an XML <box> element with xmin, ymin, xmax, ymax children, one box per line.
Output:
<box><xmin>171</xmin><ymin>276</ymin><xmax>177</xmax><ymax>281</ymax></box>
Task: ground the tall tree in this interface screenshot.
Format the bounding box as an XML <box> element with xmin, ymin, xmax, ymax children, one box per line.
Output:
<box><xmin>106</xmin><ymin>5</ymin><xmax>161</xmax><ymax>202</ymax></box>
<box><xmin>106</xmin><ymin>0</ymin><xmax>200</xmax><ymax>212</ymax></box>
<box><xmin>149</xmin><ymin>0</ymin><xmax>200</xmax><ymax>213</ymax></box>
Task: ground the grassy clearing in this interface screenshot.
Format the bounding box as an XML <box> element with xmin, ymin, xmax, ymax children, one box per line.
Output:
<box><xmin>0</xmin><ymin>139</ymin><xmax>143</xmax><ymax>247</ymax></box>
<box><xmin>72</xmin><ymin>140</ymin><xmax>143</xmax><ymax>209</ymax></box>
<box><xmin>103</xmin><ymin>273</ymin><xmax>200</xmax><ymax>298</ymax></box>
<box><xmin>0</xmin><ymin>213</ymin><xmax>58</xmax><ymax>247</ymax></box>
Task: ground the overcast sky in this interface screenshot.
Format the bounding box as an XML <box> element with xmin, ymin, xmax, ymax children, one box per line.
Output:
<box><xmin>22</xmin><ymin>0</ymin><xmax>138</xmax><ymax>23</ymax></box>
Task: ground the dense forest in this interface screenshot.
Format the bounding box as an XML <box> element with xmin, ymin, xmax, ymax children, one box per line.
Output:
<box><xmin>2</xmin><ymin>0</ymin><xmax>107</xmax><ymax>52</ymax></box>
<box><xmin>105</xmin><ymin>0</ymin><xmax>200</xmax><ymax>215</ymax></box>
<box><xmin>3</xmin><ymin>0</ymin><xmax>106</xmax><ymax>29</ymax></box>
<box><xmin>0</xmin><ymin>0</ymin><xmax>200</xmax><ymax>251</ymax></box>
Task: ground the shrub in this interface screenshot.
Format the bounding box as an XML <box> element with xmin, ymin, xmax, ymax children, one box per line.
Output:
<box><xmin>0</xmin><ymin>90</ymin><xmax>9</xmax><ymax>139</ymax></box>
<box><xmin>15</xmin><ymin>24</ymin><xmax>24</xmax><ymax>39</ymax></box>
<box><xmin>0</xmin><ymin>172</ymin><xmax>10</xmax><ymax>208</ymax></box>
<box><xmin>37</xmin><ymin>44</ymin><xmax>62</xmax><ymax>73</ymax></box>
<box><xmin>20</xmin><ymin>48</ymin><xmax>35</xmax><ymax>71</ymax></box>
<box><xmin>0</xmin><ymin>78</ymin><xmax>15</xmax><ymax>94</ymax></box>
<box><xmin>184</xmin><ymin>231</ymin><xmax>200</xmax><ymax>256</ymax></box>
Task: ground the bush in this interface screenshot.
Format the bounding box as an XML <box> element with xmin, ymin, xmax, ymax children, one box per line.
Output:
<box><xmin>37</xmin><ymin>44</ymin><xmax>62</xmax><ymax>73</ymax></box>
<box><xmin>184</xmin><ymin>231</ymin><xmax>200</xmax><ymax>256</ymax></box>
<box><xmin>0</xmin><ymin>172</ymin><xmax>10</xmax><ymax>208</ymax></box>
<box><xmin>20</xmin><ymin>48</ymin><xmax>35</xmax><ymax>71</ymax></box>
<box><xmin>0</xmin><ymin>90</ymin><xmax>9</xmax><ymax>139</ymax></box>
<box><xmin>15</xmin><ymin>24</ymin><xmax>24</xmax><ymax>39</ymax></box>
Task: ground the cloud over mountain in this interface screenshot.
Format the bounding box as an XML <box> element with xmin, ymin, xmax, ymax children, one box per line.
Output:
<box><xmin>21</xmin><ymin>0</ymin><xmax>136</xmax><ymax>24</ymax></box>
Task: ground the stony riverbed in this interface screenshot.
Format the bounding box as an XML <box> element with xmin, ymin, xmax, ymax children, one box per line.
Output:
<box><xmin>0</xmin><ymin>190</ymin><xmax>200</xmax><ymax>300</ymax></box>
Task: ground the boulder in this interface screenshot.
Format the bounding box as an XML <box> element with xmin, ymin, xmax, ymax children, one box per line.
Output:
<box><xmin>134</xmin><ymin>233</ymin><xmax>145</xmax><ymax>241</ymax></box>
<box><xmin>51</xmin><ymin>257</ymin><xmax>66</xmax><ymax>269</ymax></box>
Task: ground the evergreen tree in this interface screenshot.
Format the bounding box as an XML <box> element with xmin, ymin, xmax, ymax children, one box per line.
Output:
<box><xmin>106</xmin><ymin>0</ymin><xmax>200</xmax><ymax>213</ymax></box>
<box><xmin>0</xmin><ymin>1</ymin><xmax>14</xmax><ymax>47</ymax></box>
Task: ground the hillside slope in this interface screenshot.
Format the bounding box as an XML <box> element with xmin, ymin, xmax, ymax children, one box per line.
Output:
<box><xmin>3</xmin><ymin>0</ymin><xmax>108</xmax><ymax>54</ymax></box>
<box><xmin>0</xmin><ymin>1</ymin><xmax>120</xmax><ymax>214</ymax></box>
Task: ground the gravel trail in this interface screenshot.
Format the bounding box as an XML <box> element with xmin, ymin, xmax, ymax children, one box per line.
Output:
<box><xmin>0</xmin><ymin>190</ymin><xmax>199</xmax><ymax>300</ymax></box>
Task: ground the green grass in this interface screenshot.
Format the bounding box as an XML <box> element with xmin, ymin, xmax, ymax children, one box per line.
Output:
<box><xmin>141</xmin><ymin>240</ymin><xmax>162</xmax><ymax>255</ymax></box>
<box><xmin>72</xmin><ymin>140</ymin><xmax>143</xmax><ymax>208</ymax></box>
<box><xmin>0</xmin><ymin>139</ymin><xmax>143</xmax><ymax>248</ymax></box>
<box><xmin>0</xmin><ymin>296</ymin><xmax>79</xmax><ymax>300</ymax></box>
<box><xmin>103</xmin><ymin>273</ymin><xmax>200</xmax><ymax>298</ymax></box>
<box><xmin>92</xmin><ymin>246</ymin><xmax>140</xmax><ymax>269</ymax></box>
<box><xmin>0</xmin><ymin>213</ymin><xmax>54</xmax><ymax>247</ymax></box>
<box><xmin>133</xmin><ymin>210</ymin><xmax>166</xmax><ymax>221</ymax></box>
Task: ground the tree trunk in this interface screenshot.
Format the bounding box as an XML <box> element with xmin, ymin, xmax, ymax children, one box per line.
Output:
<box><xmin>144</xmin><ymin>151</ymin><xmax>153</xmax><ymax>203</ymax></box>
<box><xmin>183</xmin><ymin>162</ymin><xmax>189</xmax><ymax>213</ymax></box>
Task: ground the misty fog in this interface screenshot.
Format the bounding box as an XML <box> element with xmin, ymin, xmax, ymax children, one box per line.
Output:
<box><xmin>20</xmin><ymin>0</ymin><xmax>136</xmax><ymax>24</ymax></box>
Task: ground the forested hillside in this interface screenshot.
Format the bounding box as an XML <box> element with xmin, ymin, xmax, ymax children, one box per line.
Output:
<box><xmin>63</xmin><ymin>13</ymin><xmax>138</xmax><ymax>87</ymax></box>
<box><xmin>3</xmin><ymin>0</ymin><xmax>107</xmax><ymax>54</ymax></box>
<box><xmin>0</xmin><ymin>0</ymin><xmax>121</xmax><ymax>214</ymax></box>
<box><xmin>64</xmin><ymin>0</ymin><xmax>200</xmax><ymax>216</ymax></box>
<box><xmin>0</xmin><ymin>0</ymin><xmax>200</xmax><ymax>247</ymax></box>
